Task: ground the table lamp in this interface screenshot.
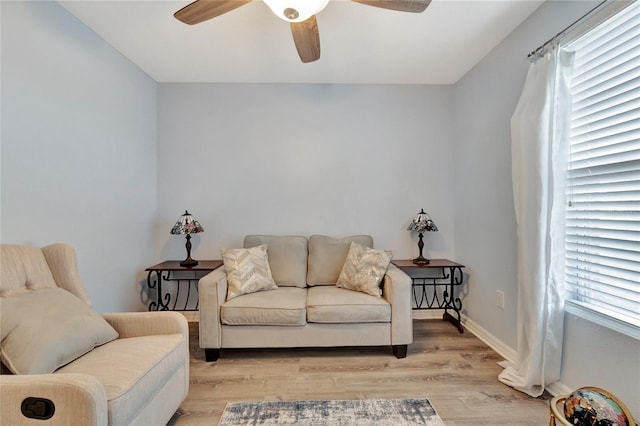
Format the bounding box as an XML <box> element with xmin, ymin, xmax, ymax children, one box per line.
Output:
<box><xmin>170</xmin><ymin>210</ymin><xmax>204</xmax><ymax>267</ymax></box>
<box><xmin>407</xmin><ymin>209</ymin><xmax>438</xmax><ymax>264</ymax></box>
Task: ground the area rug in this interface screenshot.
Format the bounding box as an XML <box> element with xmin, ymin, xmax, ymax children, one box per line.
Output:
<box><xmin>218</xmin><ymin>398</ymin><xmax>444</xmax><ymax>425</ymax></box>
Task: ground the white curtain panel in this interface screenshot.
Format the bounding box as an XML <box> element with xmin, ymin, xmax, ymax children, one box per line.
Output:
<box><xmin>498</xmin><ymin>47</ymin><xmax>575</xmax><ymax>397</ymax></box>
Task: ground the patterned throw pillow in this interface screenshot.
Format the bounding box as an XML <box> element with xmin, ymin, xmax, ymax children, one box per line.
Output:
<box><xmin>336</xmin><ymin>242</ymin><xmax>393</xmax><ymax>298</ymax></box>
<box><xmin>221</xmin><ymin>244</ymin><xmax>278</xmax><ymax>301</ymax></box>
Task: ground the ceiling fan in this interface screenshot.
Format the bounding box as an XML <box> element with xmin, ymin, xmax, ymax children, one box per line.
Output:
<box><xmin>174</xmin><ymin>0</ymin><xmax>431</xmax><ymax>63</ymax></box>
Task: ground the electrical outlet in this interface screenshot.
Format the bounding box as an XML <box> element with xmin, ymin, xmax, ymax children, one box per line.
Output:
<box><xmin>496</xmin><ymin>290</ymin><xmax>505</xmax><ymax>309</ymax></box>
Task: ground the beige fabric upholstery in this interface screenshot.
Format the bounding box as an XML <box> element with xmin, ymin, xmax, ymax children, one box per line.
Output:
<box><xmin>103</xmin><ymin>311</ymin><xmax>188</xmax><ymax>339</ymax></box>
<box><xmin>42</xmin><ymin>243</ymin><xmax>91</xmax><ymax>304</ymax></box>
<box><xmin>307</xmin><ymin>235</ymin><xmax>373</xmax><ymax>285</ymax></box>
<box><xmin>57</xmin><ymin>334</ymin><xmax>186</xmax><ymax>426</ymax></box>
<box><xmin>221</xmin><ymin>287</ymin><xmax>307</xmax><ymax>326</ymax></box>
<box><xmin>0</xmin><ymin>374</ymin><xmax>108</xmax><ymax>426</ymax></box>
<box><xmin>0</xmin><ymin>245</ymin><xmax>58</xmax><ymax>297</ymax></box>
<box><xmin>221</xmin><ymin>323</ymin><xmax>391</xmax><ymax>348</ymax></box>
<box><xmin>198</xmin><ymin>235</ymin><xmax>413</xmax><ymax>356</ymax></box>
<box><xmin>382</xmin><ymin>263</ymin><xmax>414</xmax><ymax>345</ymax></box>
<box><xmin>244</xmin><ymin>235</ymin><xmax>308</xmax><ymax>287</ymax></box>
<box><xmin>199</xmin><ymin>267</ymin><xmax>228</xmax><ymax>350</ymax></box>
<box><xmin>307</xmin><ymin>286</ymin><xmax>391</xmax><ymax>323</ymax></box>
<box><xmin>0</xmin><ymin>243</ymin><xmax>189</xmax><ymax>426</ymax></box>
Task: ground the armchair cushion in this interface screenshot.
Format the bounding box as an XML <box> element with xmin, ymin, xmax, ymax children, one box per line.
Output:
<box><xmin>0</xmin><ymin>287</ymin><xmax>118</xmax><ymax>374</ymax></box>
<box><xmin>55</xmin><ymin>333</ymin><xmax>186</xmax><ymax>426</ymax></box>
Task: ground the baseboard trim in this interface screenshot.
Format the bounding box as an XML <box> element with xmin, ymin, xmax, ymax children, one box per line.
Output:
<box><xmin>453</xmin><ymin>315</ymin><xmax>571</xmax><ymax>397</ymax></box>
<box><xmin>411</xmin><ymin>311</ymin><xmax>516</xmax><ymax>362</ymax></box>
<box><xmin>461</xmin><ymin>316</ymin><xmax>517</xmax><ymax>363</ymax></box>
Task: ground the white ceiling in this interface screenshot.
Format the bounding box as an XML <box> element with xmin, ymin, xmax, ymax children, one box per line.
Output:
<box><xmin>59</xmin><ymin>0</ymin><xmax>544</xmax><ymax>84</ymax></box>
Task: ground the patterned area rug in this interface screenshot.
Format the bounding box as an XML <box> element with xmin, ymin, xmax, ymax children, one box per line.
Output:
<box><xmin>218</xmin><ymin>398</ymin><xmax>445</xmax><ymax>425</ymax></box>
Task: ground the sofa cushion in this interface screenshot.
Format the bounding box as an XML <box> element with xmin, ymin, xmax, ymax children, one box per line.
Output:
<box><xmin>221</xmin><ymin>244</ymin><xmax>277</xmax><ymax>300</ymax></box>
<box><xmin>221</xmin><ymin>287</ymin><xmax>307</xmax><ymax>326</ymax></box>
<box><xmin>244</xmin><ymin>235</ymin><xmax>308</xmax><ymax>288</ymax></box>
<box><xmin>307</xmin><ymin>235</ymin><xmax>374</xmax><ymax>286</ymax></box>
<box><xmin>56</xmin><ymin>333</ymin><xmax>185</xmax><ymax>426</ymax></box>
<box><xmin>0</xmin><ymin>287</ymin><xmax>119</xmax><ymax>374</ymax></box>
<box><xmin>307</xmin><ymin>286</ymin><xmax>391</xmax><ymax>324</ymax></box>
<box><xmin>337</xmin><ymin>242</ymin><xmax>392</xmax><ymax>298</ymax></box>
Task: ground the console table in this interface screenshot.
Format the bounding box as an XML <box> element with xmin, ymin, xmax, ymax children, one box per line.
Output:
<box><xmin>145</xmin><ymin>260</ymin><xmax>223</xmax><ymax>311</ymax></box>
<box><xmin>392</xmin><ymin>259</ymin><xmax>465</xmax><ymax>333</ymax></box>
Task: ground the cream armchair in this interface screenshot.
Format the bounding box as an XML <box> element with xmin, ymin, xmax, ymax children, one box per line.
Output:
<box><xmin>0</xmin><ymin>244</ymin><xmax>189</xmax><ymax>426</ymax></box>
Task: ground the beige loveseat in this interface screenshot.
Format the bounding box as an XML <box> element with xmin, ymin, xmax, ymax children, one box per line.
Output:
<box><xmin>0</xmin><ymin>244</ymin><xmax>189</xmax><ymax>426</ymax></box>
<box><xmin>199</xmin><ymin>235</ymin><xmax>413</xmax><ymax>361</ymax></box>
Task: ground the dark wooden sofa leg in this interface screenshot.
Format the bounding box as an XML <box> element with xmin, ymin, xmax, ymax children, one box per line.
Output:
<box><xmin>392</xmin><ymin>345</ymin><xmax>408</xmax><ymax>359</ymax></box>
<box><xmin>204</xmin><ymin>348</ymin><xmax>220</xmax><ymax>362</ymax></box>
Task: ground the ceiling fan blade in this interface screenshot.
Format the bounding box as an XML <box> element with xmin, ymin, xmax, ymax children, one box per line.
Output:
<box><xmin>351</xmin><ymin>0</ymin><xmax>431</xmax><ymax>13</ymax></box>
<box><xmin>290</xmin><ymin>16</ymin><xmax>321</xmax><ymax>63</ymax></box>
<box><xmin>174</xmin><ymin>0</ymin><xmax>252</xmax><ymax>25</ymax></box>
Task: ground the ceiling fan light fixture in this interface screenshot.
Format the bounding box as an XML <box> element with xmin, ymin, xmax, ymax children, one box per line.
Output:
<box><xmin>263</xmin><ymin>0</ymin><xmax>329</xmax><ymax>22</ymax></box>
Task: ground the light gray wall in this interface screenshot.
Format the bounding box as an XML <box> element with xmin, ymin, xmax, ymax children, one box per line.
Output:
<box><xmin>1</xmin><ymin>1</ymin><xmax>158</xmax><ymax>312</ymax></box>
<box><xmin>3</xmin><ymin>1</ymin><xmax>638</xmax><ymax>414</ymax></box>
<box><xmin>453</xmin><ymin>0</ymin><xmax>639</xmax><ymax>417</ymax></box>
<box><xmin>156</xmin><ymin>84</ymin><xmax>455</xmax><ymax>263</ymax></box>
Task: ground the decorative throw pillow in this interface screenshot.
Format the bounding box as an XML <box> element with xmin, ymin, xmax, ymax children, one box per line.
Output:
<box><xmin>221</xmin><ymin>244</ymin><xmax>278</xmax><ymax>300</ymax></box>
<box><xmin>0</xmin><ymin>287</ymin><xmax>119</xmax><ymax>375</ymax></box>
<box><xmin>336</xmin><ymin>241</ymin><xmax>368</xmax><ymax>288</ymax></box>
<box><xmin>336</xmin><ymin>242</ymin><xmax>393</xmax><ymax>298</ymax></box>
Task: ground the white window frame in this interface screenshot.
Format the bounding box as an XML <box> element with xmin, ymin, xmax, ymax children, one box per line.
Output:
<box><xmin>561</xmin><ymin>0</ymin><xmax>640</xmax><ymax>341</ymax></box>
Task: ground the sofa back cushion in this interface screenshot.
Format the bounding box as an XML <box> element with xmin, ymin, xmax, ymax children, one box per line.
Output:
<box><xmin>0</xmin><ymin>245</ymin><xmax>58</xmax><ymax>297</ymax></box>
<box><xmin>307</xmin><ymin>235</ymin><xmax>374</xmax><ymax>286</ymax></box>
<box><xmin>244</xmin><ymin>235</ymin><xmax>308</xmax><ymax>288</ymax></box>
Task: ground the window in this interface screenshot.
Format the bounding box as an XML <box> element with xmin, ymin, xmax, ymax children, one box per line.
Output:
<box><xmin>564</xmin><ymin>1</ymin><xmax>639</xmax><ymax>338</ymax></box>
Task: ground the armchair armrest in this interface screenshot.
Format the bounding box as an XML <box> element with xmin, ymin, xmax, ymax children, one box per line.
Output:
<box><xmin>0</xmin><ymin>373</ymin><xmax>107</xmax><ymax>426</ymax></box>
<box><xmin>198</xmin><ymin>267</ymin><xmax>228</xmax><ymax>350</ymax></box>
<box><xmin>382</xmin><ymin>263</ymin><xmax>413</xmax><ymax>345</ymax></box>
<box><xmin>102</xmin><ymin>312</ymin><xmax>188</xmax><ymax>339</ymax></box>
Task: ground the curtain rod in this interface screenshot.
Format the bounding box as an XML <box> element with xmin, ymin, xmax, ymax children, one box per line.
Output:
<box><xmin>527</xmin><ymin>0</ymin><xmax>609</xmax><ymax>59</ymax></box>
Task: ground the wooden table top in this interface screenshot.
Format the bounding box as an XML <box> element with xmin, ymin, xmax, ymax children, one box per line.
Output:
<box><xmin>145</xmin><ymin>260</ymin><xmax>223</xmax><ymax>272</ymax></box>
<box><xmin>392</xmin><ymin>259</ymin><xmax>465</xmax><ymax>269</ymax></box>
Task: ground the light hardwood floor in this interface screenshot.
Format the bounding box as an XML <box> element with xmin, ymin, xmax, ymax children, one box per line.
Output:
<box><xmin>171</xmin><ymin>319</ymin><xmax>551</xmax><ymax>425</ymax></box>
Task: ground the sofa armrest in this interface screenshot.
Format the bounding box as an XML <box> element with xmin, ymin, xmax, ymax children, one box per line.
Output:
<box><xmin>0</xmin><ymin>373</ymin><xmax>107</xmax><ymax>425</ymax></box>
<box><xmin>198</xmin><ymin>267</ymin><xmax>228</xmax><ymax>349</ymax></box>
<box><xmin>382</xmin><ymin>263</ymin><xmax>413</xmax><ymax>345</ymax></box>
<box><xmin>102</xmin><ymin>312</ymin><xmax>188</xmax><ymax>339</ymax></box>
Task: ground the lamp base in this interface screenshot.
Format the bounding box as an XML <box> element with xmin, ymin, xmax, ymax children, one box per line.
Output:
<box><xmin>180</xmin><ymin>258</ymin><xmax>198</xmax><ymax>267</ymax></box>
<box><xmin>413</xmin><ymin>232</ymin><xmax>430</xmax><ymax>264</ymax></box>
<box><xmin>180</xmin><ymin>234</ymin><xmax>198</xmax><ymax>267</ymax></box>
<box><xmin>412</xmin><ymin>256</ymin><xmax>430</xmax><ymax>265</ymax></box>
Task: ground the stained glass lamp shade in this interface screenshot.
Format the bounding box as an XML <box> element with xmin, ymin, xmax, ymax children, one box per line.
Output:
<box><xmin>170</xmin><ymin>210</ymin><xmax>204</xmax><ymax>267</ymax></box>
<box><xmin>407</xmin><ymin>209</ymin><xmax>438</xmax><ymax>264</ymax></box>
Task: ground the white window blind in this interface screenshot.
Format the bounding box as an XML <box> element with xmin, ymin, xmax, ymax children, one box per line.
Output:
<box><xmin>565</xmin><ymin>1</ymin><xmax>640</xmax><ymax>337</ymax></box>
